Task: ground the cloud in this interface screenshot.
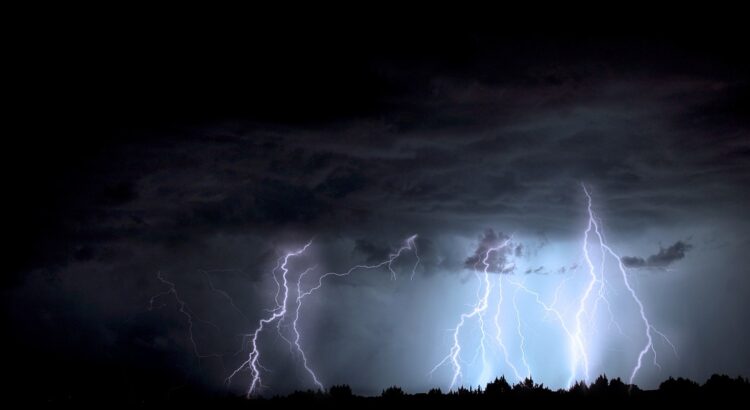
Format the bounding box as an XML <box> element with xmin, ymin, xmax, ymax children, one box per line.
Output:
<box><xmin>464</xmin><ymin>229</ymin><xmax>514</xmax><ymax>273</ymax></box>
<box><xmin>622</xmin><ymin>241</ymin><xmax>693</xmax><ymax>269</ymax></box>
<box><xmin>7</xmin><ymin>33</ymin><xmax>750</xmax><ymax>399</ymax></box>
<box><xmin>525</xmin><ymin>266</ymin><xmax>545</xmax><ymax>274</ymax></box>
<box><xmin>353</xmin><ymin>239</ymin><xmax>390</xmax><ymax>264</ymax></box>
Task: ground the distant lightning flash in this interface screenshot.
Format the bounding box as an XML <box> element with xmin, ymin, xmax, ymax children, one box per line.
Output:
<box><xmin>149</xmin><ymin>271</ymin><xmax>222</xmax><ymax>361</ymax></box>
<box><xmin>202</xmin><ymin>270</ymin><xmax>250</xmax><ymax>324</ymax></box>
<box><xmin>431</xmin><ymin>236</ymin><xmax>512</xmax><ymax>390</ymax></box>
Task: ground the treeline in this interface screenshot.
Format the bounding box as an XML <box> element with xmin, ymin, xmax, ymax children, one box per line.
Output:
<box><xmin>263</xmin><ymin>374</ymin><xmax>749</xmax><ymax>406</ymax></box>
<box><xmin>34</xmin><ymin>374</ymin><xmax>749</xmax><ymax>407</ymax></box>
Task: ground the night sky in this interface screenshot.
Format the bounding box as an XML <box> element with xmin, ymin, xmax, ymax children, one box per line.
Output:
<box><xmin>4</xmin><ymin>22</ymin><xmax>749</xmax><ymax>401</ymax></box>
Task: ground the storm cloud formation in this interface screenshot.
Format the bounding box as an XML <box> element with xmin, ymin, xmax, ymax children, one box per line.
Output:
<box><xmin>464</xmin><ymin>229</ymin><xmax>514</xmax><ymax>273</ymax></box>
<box><xmin>622</xmin><ymin>241</ymin><xmax>693</xmax><ymax>269</ymax></box>
<box><xmin>4</xmin><ymin>22</ymin><xmax>750</xmax><ymax>402</ymax></box>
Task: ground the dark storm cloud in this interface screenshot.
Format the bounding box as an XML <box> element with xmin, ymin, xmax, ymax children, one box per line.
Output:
<box><xmin>353</xmin><ymin>239</ymin><xmax>390</xmax><ymax>264</ymax></box>
<box><xmin>622</xmin><ymin>241</ymin><xmax>693</xmax><ymax>269</ymax></box>
<box><xmin>314</xmin><ymin>167</ymin><xmax>369</xmax><ymax>199</ymax></box>
<box><xmin>13</xmin><ymin>38</ymin><xmax>750</xmax><ymax>284</ymax></box>
<box><xmin>524</xmin><ymin>266</ymin><xmax>545</xmax><ymax>274</ymax></box>
<box><xmin>464</xmin><ymin>229</ymin><xmax>514</xmax><ymax>273</ymax></box>
<box><xmin>6</xmin><ymin>29</ymin><xmax>750</xmax><ymax>400</ymax></box>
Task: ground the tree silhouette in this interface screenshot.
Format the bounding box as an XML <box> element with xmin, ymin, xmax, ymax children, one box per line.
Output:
<box><xmin>328</xmin><ymin>384</ymin><xmax>352</xmax><ymax>399</ymax></box>
<box><xmin>660</xmin><ymin>376</ymin><xmax>700</xmax><ymax>396</ymax></box>
<box><xmin>588</xmin><ymin>374</ymin><xmax>609</xmax><ymax>397</ymax></box>
<box><xmin>381</xmin><ymin>386</ymin><xmax>405</xmax><ymax>399</ymax></box>
<box><xmin>569</xmin><ymin>380</ymin><xmax>589</xmax><ymax>396</ymax></box>
<box><xmin>485</xmin><ymin>376</ymin><xmax>511</xmax><ymax>396</ymax></box>
<box><xmin>427</xmin><ymin>387</ymin><xmax>443</xmax><ymax>397</ymax></box>
<box><xmin>607</xmin><ymin>377</ymin><xmax>629</xmax><ymax>397</ymax></box>
<box><xmin>704</xmin><ymin>374</ymin><xmax>748</xmax><ymax>396</ymax></box>
<box><xmin>35</xmin><ymin>373</ymin><xmax>749</xmax><ymax>405</ymax></box>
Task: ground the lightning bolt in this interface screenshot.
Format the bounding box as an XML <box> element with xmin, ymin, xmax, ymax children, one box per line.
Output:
<box><xmin>291</xmin><ymin>235</ymin><xmax>420</xmax><ymax>389</ymax></box>
<box><xmin>293</xmin><ymin>266</ymin><xmax>323</xmax><ymax>391</ymax></box>
<box><xmin>202</xmin><ymin>270</ymin><xmax>250</xmax><ymax>324</ymax></box>
<box><xmin>227</xmin><ymin>235</ymin><xmax>419</xmax><ymax>396</ymax></box>
<box><xmin>149</xmin><ymin>271</ymin><xmax>222</xmax><ymax>361</ymax></box>
<box><xmin>298</xmin><ymin>235</ymin><xmax>420</xmax><ymax>300</ymax></box>
<box><xmin>410</xmin><ymin>239</ymin><xmax>422</xmax><ymax>280</ymax></box>
<box><xmin>574</xmin><ymin>190</ymin><xmax>599</xmax><ymax>383</ymax></box>
<box><xmin>493</xmin><ymin>276</ymin><xmax>524</xmax><ymax>382</ymax></box>
<box><xmin>581</xmin><ymin>184</ymin><xmax>677</xmax><ymax>385</ymax></box>
<box><xmin>155</xmin><ymin>184</ymin><xmax>679</xmax><ymax>395</ymax></box>
<box><xmin>507</xmin><ymin>277</ymin><xmax>581</xmax><ymax>387</ymax></box>
<box><xmin>478</xmin><ymin>186</ymin><xmax>677</xmax><ymax>390</ymax></box>
<box><xmin>225</xmin><ymin>240</ymin><xmax>312</xmax><ymax>397</ymax></box>
<box><xmin>431</xmin><ymin>237</ymin><xmax>512</xmax><ymax>390</ymax></box>
<box><xmin>511</xmin><ymin>283</ymin><xmax>532</xmax><ymax>378</ymax></box>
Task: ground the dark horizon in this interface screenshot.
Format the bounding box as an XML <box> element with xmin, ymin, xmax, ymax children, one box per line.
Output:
<box><xmin>4</xmin><ymin>16</ymin><xmax>749</xmax><ymax>404</ymax></box>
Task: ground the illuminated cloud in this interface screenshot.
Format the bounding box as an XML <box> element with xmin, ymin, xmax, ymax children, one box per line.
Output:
<box><xmin>622</xmin><ymin>241</ymin><xmax>693</xmax><ymax>269</ymax></box>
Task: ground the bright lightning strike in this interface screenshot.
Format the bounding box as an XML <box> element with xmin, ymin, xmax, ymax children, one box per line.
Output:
<box><xmin>431</xmin><ymin>185</ymin><xmax>676</xmax><ymax>391</ymax></box>
<box><xmin>511</xmin><ymin>283</ymin><xmax>532</xmax><ymax>379</ymax></box>
<box><xmin>431</xmin><ymin>237</ymin><xmax>512</xmax><ymax>390</ymax></box>
<box><xmin>225</xmin><ymin>240</ymin><xmax>312</xmax><ymax>397</ymax></box>
<box><xmin>293</xmin><ymin>266</ymin><xmax>323</xmax><ymax>391</ymax></box>
<box><xmin>226</xmin><ymin>235</ymin><xmax>419</xmax><ymax>396</ymax></box>
<box><xmin>154</xmin><ymin>185</ymin><xmax>678</xmax><ymax>396</ymax></box>
<box><xmin>581</xmin><ymin>184</ymin><xmax>677</xmax><ymax>384</ymax></box>
<box><xmin>507</xmin><ymin>277</ymin><xmax>580</xmax><ymax>387</ymax></box>
<box><xmin>493</xmin><ymin>276</ymin><xmax>524</xmax><ymax>382</ymax></box>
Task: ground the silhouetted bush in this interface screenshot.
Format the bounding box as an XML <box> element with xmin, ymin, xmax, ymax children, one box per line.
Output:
<box><xmin>569</xmin><ymin>380</ymin><xmax>589</xmax><ymax>396</ymax></box>
<box><xmin>255</xmin><ymin>374</ymin><xmax>748</xmax><ymax>406</ymax></box>
<box><xmin>485</xmin><ymin>376</ymin><xmax>511</xmax><ymax>396</ymax></box>
<box><xmin>288</xmin><ymin>389</ymin><xmax>321</xmax><ymax>400</ymax></box>
<box><xmin>455</xmin><ymin>386</ymin><xmax>480</xmax><ymax>397</ymax></box>
<box><xmin>589</xmin><ymin>374</ymin><xmax>608</xmax><ymax>395</ymax></box>
<box><xmin>45</xmin><ymin>373</ymin><xmax>747</xmax><ymax>405</ymax></box>
<box><xmin>513</xmin><ymin>377</ymin><xmax>538</xmax><ymax>391</ymax></box>
<box><xmin>608</xmin><ymin>377</ymin><xmax>629</xmax><ymax>397</ymax></box>
<box><xmin>381</xmin><ymin>386</ymin><xmax>405</xmax><ymax>398</ymax></box>
<box><xmin>704</xmin><ymin>374</ymin><xmax>748</xmax><ymax>395</ymax></box>
<box><xmin>328</xmin><ymin>384</ymin><xmax>352</xmax><ymax>399</ymax></box>
<box><xmin>660</xmin><ymin>376</ymin><xmax>700</xmax><ymax>395</ymax></box>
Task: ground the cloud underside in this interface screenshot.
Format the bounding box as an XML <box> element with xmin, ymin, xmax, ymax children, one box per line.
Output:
<box><xmin>622</xmin><ymin>241</ymin><xmax>693</xmax><ymax>269</ymax></box>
